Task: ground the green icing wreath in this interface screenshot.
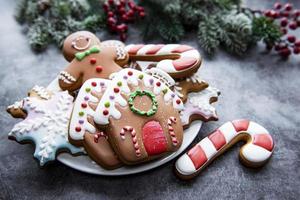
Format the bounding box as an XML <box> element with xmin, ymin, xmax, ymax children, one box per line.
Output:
<box><xmin>128</xmin><ymin>90</ymin><xmax>158</xmax><ymax>117</ymax></box>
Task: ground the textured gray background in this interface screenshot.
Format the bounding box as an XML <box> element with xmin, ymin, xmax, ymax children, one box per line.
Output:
<box><xmin>0</xmin><ymin>0</ymin><xmax>299</xmax><ymax>199</ymax></box>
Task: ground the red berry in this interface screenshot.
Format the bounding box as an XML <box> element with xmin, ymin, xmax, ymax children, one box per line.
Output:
<box><xmin>280</xmin><ymin>18</ymin><xmax>288</xmax><ymax>27</ymax></box>
<box><xmin>96</xmin><ymin>66</ymin><xmax>103</xmax><ymax>72</ymax></box>
<box><xmin>295</xmin><ymin>40</ymin><xmax>300</xmax><ymax>47</ymax></box>
<box><xmin>118</xmin><ymin>7</ymin><xmax>126</xmax><ymax>15</ymax></box>
<box><xmin>108</xmin><ymin>0</ymin><xmax>114</xmax><ymax>5</ymax></box>
<box><xmin>139</xmin><ymin>11</ymin><xmax>145</xmax><ymax>18</ymax></box>
<box><xmin>127</xmin><ymin>9</ymin><xmax>135</xmax><ymax>17</ymax></box>
<box><xmin>294</xmin><ymin>10</ymin><xmax>300</xmax><ymax>17</ymax></box>
<box><xmin>116</xmin><ymin>24</ymin><xmax>124</xmax><ymax>32</ymax></box>
<box><xmin>274</xmin><ymin>44</ymin><xmax>281</xmax><ymax>51</ymax></box>
<box><xmin>284</xmin><ymin>3</ymin><xmax>293</xmax><ymax>11</ymax></box>
<box><xmin>119</xmin><ymin>0</ymin><xmax>126</xmax><ymax>6</ymax></box>
<box><xmin>293</xmin><ymin>47</ymin><xmax>300</xmax><ymax>54</ymax></box>
<box><xmin>120</xmin><ymin>33</ymin><xmax>127</xmax><ymax>41</ymax></box>
<box><xmin>121</xmin><ymin>14</ymin><xmax>129</xmax><ymax>21</ymax></box>
<box><xmin>280</xmin><ymin>11</ymin><xmax>290</xmax><ymax>17</ymax></box>
<box><xmin>103</xmin><ymin>3</ymin><xmax>109</xmax><ymax>12</ymax></box>
<box><xmin>279</xmin><ymin>48</ymin><xmax>291</xmax><ymax>57</ymax></box>
<box><xmin>107</xmin><ymin>17</ymin><xmax>116</xmax><ymax>25</ymax></box>
<box><xmin>108</xmin><ymin>11</ymin><xmax>114</xmax><ymax>17</ymax></box>
<box><xmin>289</xmin><ymin>22</ymin><xmax>297</xmax><ymax>30</ymax></box>
<box><xmin>297</xmin><ymin>20</ymin><xmax>300</xmax><ymax>27</ymax></box>
<box><xmin>287</xmin><ymin>35</ymin><xmax>296</xmax><ymax>43</ymax></box>
<box><xmin>272</xmin><ymin>11</ymin><xmax>279</xmax><ymax>18</ymax></box>
<box><xmin>281</xmin><ymin>28</ymin><xmax>287</xmax><ymax>34</ymax></box>
<box><xmin>274</xmin><ymin>2</ymin><xmax>282</xmax><ymax>10</ymax></box>
<box><xmin>128</xmin><ymin>1</ymin><xmax>136</xmax><ymax>9</ymax></box>
<box><xmin>264</xmin><ymin>10</ymin><xmax>272</xmax><ymax>17</ymax></box>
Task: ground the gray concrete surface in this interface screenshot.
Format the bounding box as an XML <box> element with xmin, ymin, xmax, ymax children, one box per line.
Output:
<box><xmin>0</xmin><ymin>0</ymin><xmax>299</xmax><ymax>199</ymax></box>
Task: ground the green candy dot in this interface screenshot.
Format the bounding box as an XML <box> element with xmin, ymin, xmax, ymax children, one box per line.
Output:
<box><xmin>104</xmin><ymin>102</ymin><xmax>110</xmax><ymax>108</ymax></box>
<box><xmin>79</xmin><ymin>111</ymin><xmax>84</xmax><ymax>116</ymax></box>
<box><xmin>85</xmin><ymin>88</ymin><xmax>91</xmax><ymax>92</ymax></box>
<box><xmin>162</xmin><ymin>88</ymin><xmax>168</xmax><ymax>94</ymax></box>
<box><xmin>138</xmin><ymin>74</ymin><xmax>144</xmax><ymax>79</ymax></box>
<box><xmin>117</xmin><ymin>81</ymin><xmax>122</xmax><ymax>86</ymax></box>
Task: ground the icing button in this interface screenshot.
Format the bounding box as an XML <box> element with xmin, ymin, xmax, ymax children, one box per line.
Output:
<box><xmin>96</xmin><ymin>66</ymin><xmax>103</xmax><ymax>72</ymax></box>
<box><xmin>90</xmin><ymin>58</ymin><xmax>97</xmax><ymax>64</ymax></box>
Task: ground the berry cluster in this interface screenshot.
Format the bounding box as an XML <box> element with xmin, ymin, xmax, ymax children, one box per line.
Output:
<box><xmin>264</xmin><ymin>2</ymin><xmax>300</xmax><ymax>58</ymax></box>
<box><xmin>103</xmin><ymin>0</ymin><xmax>145</xmax><ymax>41</ymax></box>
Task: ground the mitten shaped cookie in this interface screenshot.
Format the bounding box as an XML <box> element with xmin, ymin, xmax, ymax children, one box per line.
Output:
<box><xmin>58</xmin><ymin>31</ymin><xmax>129</xmax><ymax>92</ymax></box>
<box><xmin>93</xmin><ymin>69</ymin><xmax>185</xmax><ymax>165</ymax></box>
<box><xmin>7</xmin><ymin>86</ymin><xmax>83</xmax><ymax>166</ymax></box>
<box><xmin>68</xmin><ymin>79</ymin><xmax>121</xmax><ymax>169</ymax></box>
<box><xmin>125</xmin><ymin>44</ymin><xmax>202</xmax><ymax>79</ymax></box>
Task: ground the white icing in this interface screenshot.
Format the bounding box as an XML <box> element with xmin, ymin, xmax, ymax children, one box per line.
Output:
<box><xmin>69</xmin><ymin>79</ymin><xmax>110</xmax><ymax>141</ymax></box>
<box><xmin>156</xmin><ymin>60</ymin><xmax>176</xmax><ymax>73</ymax></box>
<box><xmin>180</xmin><ymin>86</ymin><xmax>219</xmax><ymax>126</ymax></box>
<box><xmin>219</xmin><ymin>122</ymin><xmax>237</xmax><ymax>143</ymax></box>
<box><xmin>198</xmin><ymin>137</ymin><xmax>217</xmax><ymax>159</ymax></box>
<box><xmin>175</xmin><ymin>153</ymin><xmax>196</xmax><ymax>175</ymax></box>
<box><xmin>9</xmin><ymin>91</ymin><xmax>82</xmax><ymax>166</ymax></box>
<box><xmin>181</xmin><ymin>49</ymin><xmax>200</xmax><ymax>60</ymax></box>
<box><xmin>58</xmin><ymin>71</ymin><xmax>76</xmax><ymax>84</ymax></box>
<box><xmin>156</xmin><ymin>44</ymin><xmax>180</xmax><ymax>55</ymax></box>
<box><xmin>137</xmin><ymin>44</ymin><xmax>155</xmax><ymax>55</ymax></box>
<box><xmin>145</xmin><ymin>68</ymin><xmax>175</xmax><ymax>88</ymax></box>
<box><xmin>32</xmin><ymin>85</ymin><xmax>51</xmax><ymax>100</ymax></box>
<box><xmin>247</xmin><ymin>121</ymin><xmax>269</xmax><ymax>135</ymax></box>
<box><xmin>7</xmin><ymin>100</ymin><xmax>23</xmax><ymax>109</ymax></box>
<box><xmin>124</xmin><ymin>44</ymin><xmax>135</xmax><ymax>52</ymax></box>
<box><xmin>101</xmin><ymin>40</ymin><xmax>127</xmax><ymax>60</ymax></box>
<box><xmin>241</xmin><ymin>143</ymin><xmax>272</xmax><ymax>163</ymax></box>
<box><xmin>46</xmin><ymin>77</ymin><xmax>63</xmax><ymax>92</ymax></box>
<box><xmin>94</xmin><ymin>68</ymin><xmax>184</xmax><ymax>125</ymax></box>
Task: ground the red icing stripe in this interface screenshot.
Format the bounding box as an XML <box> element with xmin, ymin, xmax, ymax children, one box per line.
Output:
<box><xmin>187</xmin><ymin>145</ymin><xmax>208</xmax><ymax>170</ymax></box>
<box><xmin>146</xmin><ymin>44</ymin><xmax>164</xmax><ymax>55</ymax></box>
<box><xmin>128</xmin><ymin>44</ymin><xmax>145</xmax><ymax>54</ymax></box>
<box><xmin>232</xmin><ymin>119</ymin><xmax>249</xmax><ymax>132</ymax></box>
<box><xmin>171</xmin><ymin>45</ymin><xmax>194</xmax><ymax>53</ymax></box>
<box><xmin>208</xmin><ymin>130</ymin><xmax>226</xmax><ymax>150</ymax></box>
<box><xmin>253</xmin><ymin>134</ymin><xmax>274</xmax><ymax>151</ymax></box>
<box><xmin>172</xmin><ymin>57</ymin><xmax>197</xmax><ymax>71</ymax></box>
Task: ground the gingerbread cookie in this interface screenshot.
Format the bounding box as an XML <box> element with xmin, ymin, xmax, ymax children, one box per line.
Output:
<box><xmin>58</xmin><ymin>31</ymin><xmax>129</xmax><ymax>92</ymax></box>
<box><xmin>7</xmin><ymin>87</ymin><xmax>83</xmax><ymax>166</ymax></box>
<box><xmin>125</xmin><ymin>44</ymin><xmax>202</xmax><ymax>79</ymax></box>
<box><xmin>93</xmin><ymin>68</ymin><xmax>185</xmax><ymax>165</ymax></box>
<box><xmin>180</xmin><ymin>87</ymin><xmax>220</xmax><ymax>129</ymax></box>
<box><xmin>174</xmin><ymin>73</ymin><xmax>209</xmax><ymax>103</ymax></box>
<box><xmin>175</xmin><ymin>120</ymin><xmax>275</xmax><ymax>180</ymax></box>
<box><xmin>68</xmin><ymin>78</ymin><xmax>121</xmax><ymax>169</ymax></box>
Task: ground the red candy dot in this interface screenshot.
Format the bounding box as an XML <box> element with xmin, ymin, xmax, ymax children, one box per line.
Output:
<box><xmin>156</xmin><ymin>82</ymin><xmax>161</xmax><ymax>87</ymax></box>
<box><xmin>90</xmin><ymin>58</ymin><xmax>97</xmax><ymax>64</ymax></box>
<box><xmin>176</xmin><ymin>99</ymin><xmax>181</xmax><ymax>104</ymax></box>
<box><xmin>81</xmin><ymin>103</ymin><xmax>87</xmax><ymax>108</ymax></box>
<box><xmin>75</xmin><ymin>127</ymin><xmax>81</xmax><ymax>132</ymax></box>
<box><xmin>91</xmin><ymin>82</ymin><xmax>97</xmax><ymax>87</ymax></box>
<box><xmin>103</xmin><ymin>110</ymin><xmax>109</xmax><ymax>115</ymax></box>
<box><xmin>114</xmin><ymin>87</ymin><xmax>120</xmax><ymax>93</ymax></box>
<box><xmin>128</xmin><ymin>71</ymin><xmax>133</xmax><ymax>76</ymax></box>
<box><xmin>96</xmin><ymin>66</ymin><xmax>103</xmax><ymax>72</ymax></box>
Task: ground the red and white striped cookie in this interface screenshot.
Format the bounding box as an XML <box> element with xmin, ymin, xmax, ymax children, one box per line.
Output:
<box><xmin>175</xmin><ymin>119</ymin><xmax>274</xmax><ymax>179</ymax></box>
<box><xmin>125</xmin><ymin>44</ymin><xmax>202</xmax><ymax>78</ymax></box>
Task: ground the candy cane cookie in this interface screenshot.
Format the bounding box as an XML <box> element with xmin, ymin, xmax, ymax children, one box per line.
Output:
<box><xmin>125</xmin><ymin>44</ymin><xmax>202</xmax><ymax>78</ymax></box>
<box><xmin>175</xmin><ymin>119</ymin><xmax>274</xmax><ymax>180</ymax></box>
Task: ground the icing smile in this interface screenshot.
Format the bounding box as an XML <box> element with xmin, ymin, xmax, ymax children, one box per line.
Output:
<box><xmin>58</xmin><ymin>71</ymin><xmax>77</xmax><ymax>84</ymax></box>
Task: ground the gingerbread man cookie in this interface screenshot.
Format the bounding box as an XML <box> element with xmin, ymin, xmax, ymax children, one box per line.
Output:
<box><xmin>7</xmin><ymin>86</ymin><xmax>83</xmax><ymax>166</ymax></box>
<box><xmin>58</xmin><ymin>31</ymin><xmax>129</xmax><ymax>92</ymax></box>
<box><xmin>175</xmin><ymin>120</ymin><xmax>274</xmax><ymax>180</ymax></box>
<box><xmin>125</xmin><ymin>44</ymin><xmax>202</xmax><ymax>79</ymax></box>
<box><xmin>68</xmin><ymin>79</ymin><xmax>121</xmax><ymax>169</ymax></box>
<box><xmin>93</xmin><ymin>68</ymin><xmax>185</xmax><ymax>165</ymax></box>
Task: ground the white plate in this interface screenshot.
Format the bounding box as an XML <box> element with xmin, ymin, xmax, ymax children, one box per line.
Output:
<box><xmin>57</xmin><ymin>121</ymin><xmax>202</xmax><ymax>176</ymax></box>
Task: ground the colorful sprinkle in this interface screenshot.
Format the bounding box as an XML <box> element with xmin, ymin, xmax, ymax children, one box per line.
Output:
<box><xmin>96</xmin><ymin>66</ymin><xmax>103</xmax><ymax>72</ymax></box>
<box><xmin>117</xmin><ymin>81</ymin><xmax>122</xmax><ymax>86</ymax></box>
<box><xmin>100</xmin><ymin>82</ymin><xmax>105</xmax><ymax>86</ymax></box>
<box><xmin>149</xmin><ymin>79</ymin><xmax>154</xmax><ymax>85</ymax></box>
<box><xmin>176</xmin><ymin>99</ymin><xmax>181</xmax><ymax>104</ymax></box>
<box><xmin>79</xmin><ymin>111</ymin><xmax>84</xmax><ymax>116</ymax></box>
<box><xmin>128</xmin><ymin>71</ymin><xmax>133</xmax><ymax>76</ymax></box>
<box><xmin>91</xmin><ymin>82</ymin><xmax>97</xmax><ymax>87</ymax></box>
<box><xmin>75</xmin><ymin>127</ymin><xmax>81</xmax><ymax>132</ymax></box>
<box><xmin>171</xmin><ymin>93</ymin><xmax>175</xmax><ymax>98</ymax></box>
<box><xmin>109</xmin><ymin>95</ymin><xmax>115</xmax><ymax>100</ymax></box>
<box><xmin>85</xmin><ymin>88</ymin><xmax>91</xmax><ymax>92</ymax></box>
<box><xmin>162</xmin><ymin>88</ymin><xmax>168</xmax><ymax>94</ymax></box>
<box><xmin>104</xmin><ymin>102</ymin><xmax>110</xmax><ymax>108</ymax></box>
<box><xmin>81</xmin><ymin>103</ymin><xmax>87</xmax><ymax>108</ymax></box>
<box><xmin>123</xmin><ymin>75</ymin><xmax>128</xmax><ymax>80</ymax></box>
<box><xmin>90</xmin><ymin>58</ymin><xmax>97</xmax><ymax>64</ymax></box>
<box><xmin>114</xmin><ymin>88</ymin><xmax>120</xmax><ymax>93</ymax></box>
<box><xmin>78</xmin><ymin>120</ymin><xmax>84</xmax><ymax>124</ymax></box>
<box><xmin>103</xmin><ymin>110</ymin><xmax>109</xmax><ymax>115</ymax></box>
<box><xmin>138</xmin><ymin>74</ymin><xmax>144</xmax><ymax>79</ymax></box>
<box><xmin>84</xmin><ymin>96</ymin><xmax>89</xmax><ymax>101</ymax></box>
<box><xmin>156</xmin><ymin>82</ymin><xmax>161</xmax><ymax>87</ymax></box>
